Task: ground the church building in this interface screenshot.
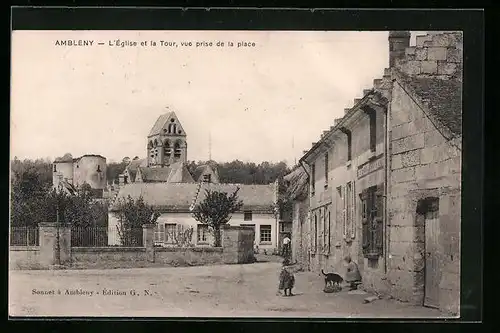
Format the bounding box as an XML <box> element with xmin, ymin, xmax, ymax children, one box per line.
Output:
<box><xmin>109</xmin><ymin>109</ymin><xmax>280</xmax><ymax>253</ymax></box>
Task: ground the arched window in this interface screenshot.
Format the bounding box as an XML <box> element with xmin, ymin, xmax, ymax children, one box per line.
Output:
<box><xmin>154</xmin><ymin>139</ymin><xmax>158</xmax><ymax>147</ymax></box>
<box><xmin>148</xmin><ymin>141</ymin><xmax>153</xmax><ymax>149</ymax></box>
<box><xmin>174</xmin><ymin>140</ymin><xmax>182</xmax><ymax>158</ymax></box>
<box><xmin>164</xmin><ymin>140</ymin><xmax>172</xmax><ymax>157</ymax></box>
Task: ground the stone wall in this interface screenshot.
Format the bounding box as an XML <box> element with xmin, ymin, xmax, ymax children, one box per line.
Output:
<box><xmin>9</xmin><ymin>246</ymin><xmax>42</xmax><ymax>270</ymax></box>
<box><xmin>291</xmin><ymin>199</ymin><xmax>310</xmax><ymax>270</ymax></box>
<box><xmin>71</xmin><ymin>247</ymin><xmax>148</xmax><ymax>268</ymax></box>
<box><xmin>388</xmin><ymin>78</ymin><xmax>461</xmax><ymax>314</ymax></box>
<box><xmin>396</xmin><ymin>32</ymin><xmax>463</xmax><ymax>81</ymax></box>
<box><xmin>155</xmin><ymin>247</ymin><xmax>223</xmax><ymax>266</ymax></box>
<box><xmin>10</xmin><ymin>223</ymin><xmax>256</xmax><ymax>270</ymax></box>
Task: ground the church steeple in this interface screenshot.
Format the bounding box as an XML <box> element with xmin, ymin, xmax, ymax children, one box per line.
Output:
<box><xmin>147</xmin><ymin>110</ymin><xmax>187</xmax><ymax>167</ymax></box>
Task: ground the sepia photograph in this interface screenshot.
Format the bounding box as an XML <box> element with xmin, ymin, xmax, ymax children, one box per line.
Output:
<box><xmin>10</xmin><ymin>27</ymin><xmax>463</xmax><ymax>318</ymax></box>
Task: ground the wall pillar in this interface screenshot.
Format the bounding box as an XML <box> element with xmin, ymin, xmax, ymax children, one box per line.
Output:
<box><xmin>142</xmin><ymin>223</ymin><xmax>155</xmax><ymax>262</ymax></box>
<box><xmin>222</xmin><ymin>225</ymin><xmax>255</xmax><ymax>264</ymax></box>
<box><xmin>38</xmin><ymin>222</ymin><xmax>72</xmax><ymax>268</ymax></box>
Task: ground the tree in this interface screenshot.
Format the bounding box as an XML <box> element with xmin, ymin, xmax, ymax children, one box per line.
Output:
<box><xmin>191</xmin><ymin>188</ymin><xmax>244</xmax><ymax>247</ymax></box>
<box><xmin>113</xmin><ymin>195</ymin><xmax>160</xmax><ymax>246</ymax></box>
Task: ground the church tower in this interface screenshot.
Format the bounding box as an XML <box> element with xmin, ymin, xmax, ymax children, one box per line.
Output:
<box><xmin>147</xmin><ymin>110</ymin><xmax>187</xmax><ymax>167</ymax></box>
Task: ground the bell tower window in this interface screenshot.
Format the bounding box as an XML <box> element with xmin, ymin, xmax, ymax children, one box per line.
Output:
<box><xmin>174</xmin><ymin>141</ymin><xmax>182</xmax><ymax>158</ymax></box>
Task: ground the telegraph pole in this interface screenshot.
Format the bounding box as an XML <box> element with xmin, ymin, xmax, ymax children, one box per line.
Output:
<box><xmin>208</xmin><ymin>131</ymin><xmax>212</xmax><ymax>161</ymax></box>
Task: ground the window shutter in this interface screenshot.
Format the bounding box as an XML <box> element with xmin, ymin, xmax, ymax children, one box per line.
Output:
<box><xmin>374</xmin><ymin>186</ymin><xmax>384</xmax><ymax>255</ymax></box>
<box><xmin>327</xmin><ymin>209</ymin><xmax>331</xmax><ymax>253</ymax></box>
<box><xmin>160</xmin><ymin>223</ymin><xmax>165</xmax><ymax>243</ymax></box>
<box><xmin>351</xmin><ymin>181</ymin><xmax>356</xmax><ymax>239</ymax></box>
<box><xmin>360</xmin><ymin>190</ymin><xmax>370</xmax><ymax>254</ymax></box>
<box><xmin>342</xmin><ymin>186</ymin><xmax>347</xmax><ymax>239</ymax></box>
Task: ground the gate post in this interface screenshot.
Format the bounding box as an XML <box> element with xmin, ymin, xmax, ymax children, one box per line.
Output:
<box><xmin>142</xmin><ymin>223</ymin><xmax>155</xmax><ymax>262</ymax></box>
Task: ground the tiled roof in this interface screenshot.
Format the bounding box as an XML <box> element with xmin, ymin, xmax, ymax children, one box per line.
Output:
<box><xmin>395</xmin><ymin>70</ymin><xmax>462</xmax><ymax>136</ymax></box>
<box><xmin>125</xmin><ymin>158</ymin><xmax>147</xmax><ymax>182</ymax></box>
<box><xmin>137</xmin><ymin>163</ymin><xmax>195</xmax><ymax>183</ymax></box>
<box><xmin>148</xmin><ymin>111</ymin><xmax>186</xmax><ymax>137</ymax></box>
<box><xmin>54</xmin><ymin>153</ymin><xmax>73</xmax><ymax>163</ymax></box>
<box><xmin>283</xmin><ymin>166</ymin><xmax>309</xmax><ymax>201</ymax></box>
<box><xmin>138</xmin><ymin>167</ymin><xmax>173</xmax><ymax>182</ymax></box>
<box><xmin>192</xmin><ymin>164</ymin><xmax>219</xmax><ymax>182</ymax></box>
<box><xmin>110</xmin><ymin>182</ymin><xmax>277</xmax><ymax>212</ymax></box>
<box><xmin>166</xmin><ymin>163</ymin><xmax>195</xmax><ymax>183</ymax></box>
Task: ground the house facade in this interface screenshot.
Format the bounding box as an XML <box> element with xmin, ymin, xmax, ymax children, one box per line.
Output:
<box><xmin>286</xmin><ymin>31</ymin><xmax>462</xmax><ymax>315</ymax></box>
<box><xmin>109</xmin><ymin>182</ymin><xmax>279</xmax><ymax>252</ymax></box>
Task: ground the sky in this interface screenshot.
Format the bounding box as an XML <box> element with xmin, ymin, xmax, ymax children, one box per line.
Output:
<box><xmin>11</xmin><ymin>30</ymin><xmax>425</xmax><ymax>165</ymax></box>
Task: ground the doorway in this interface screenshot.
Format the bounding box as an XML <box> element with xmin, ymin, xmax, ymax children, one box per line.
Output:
<box><xmin>423</xmin><ymin>198</ymin><xmax>440</xmax><ymax>308</ymax></box>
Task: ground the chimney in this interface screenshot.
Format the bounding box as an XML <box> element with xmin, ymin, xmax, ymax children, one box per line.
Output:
<box><xmin>388</xmin><ymin>31</ymin><xmax>411</xmax><ymax>67</ymax></box>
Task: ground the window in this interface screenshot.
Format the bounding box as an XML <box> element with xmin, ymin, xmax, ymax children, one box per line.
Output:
<box><xmin>53</xmin><ymin>164</ymin><xmax>57</xmax><ymax>172</ymax></box>
<box><xmin>165</xmin><ymin>223</ymin><xmax>177</xmax><ymax>244</ymax></box>
<box><xmin>311</xmin><ymin>163</ymin><xmax>316</xmax><ymax>195</ymax></box>
<box><xmin>174</xmin><ymin>141</ymin><xmax>181</xmax><ymax>157</ymax></box>
<box><xmin>197</xmin><ymin>224</ymin><xmax>208</xmax><ymax>243</ymax></box>
<box><xmin>369</xmin><ymin>110</ymin><xmax>377</xmax><ymax>152</ymax></box>
<box><xmin>324</xmin><ymin>153</ymin><xmax>329</xmax><ymax>187</ymax></box>
<box><xmin>164</xmin><ymin>141</ymin><xmax>171</xmax><ymax>157</ymax></box>
<box><xmin>314</xmin><ymin>213</ymin><xmax>318</xmax><ymax>252</ymax></box>
<box><xmin>341</xmin><ymin>128</ymin><xmax>352</xmax><ymax>161</ymax></box>
<box><xmin>154</xmin><ymin>224</ymin><xmax>165</xmax><ymax>243</ymax></box>
<box><xmin>361</xmin><ymin>186</ymin><xmax>384</xmax><ymax>258</ymax></box>
<box><xmin>344</xmin><ymin>182</ymin><xmax>355</xmax><ymax>240</ymax></box>
<box><xmin>244</xmin><ymin>211</ymin><xmax>253</xmax><ymax>221</ymax></box>
<box><xmin>327</xmin><ymin>210</ymin><xmax>331</xmax><ymax>251</ymax></box>
<box><xmin>347</xmin><ymin>132</ymin><xmax>352</xmax><ymax>161</ymax></box>
<box><xmin>97</xmin><ymin>165</ymin><xmax>101</xmax><ymax>172</ymax></box>
<box><xmin>260</xmin><ymin>225</ymin><xmax>272</xmax><ymax>243</ymax></box>
<box><xmin>203</xmin><ymin>174</ymin><xmax>212</xmax><ymax>183</ymax></box>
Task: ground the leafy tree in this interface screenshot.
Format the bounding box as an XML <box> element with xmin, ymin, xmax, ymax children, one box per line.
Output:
<box><xmin>113</xmin><ymin>195</ymin><xmax>160</xmax><ymax>246</ymax></box>
<box><xmin>191</xmin><ymin>188</ymin><xmax>244</xmax><ymax>247</ymax></box>
<box><xmin>106</xmin><ymin>161</ymin><xmax>127</xmax><ymax>185</ymax></box>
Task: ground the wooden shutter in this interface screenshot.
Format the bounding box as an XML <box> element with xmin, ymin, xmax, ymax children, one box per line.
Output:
<box><xmin>351</xmin><ymin>181</ymin><xmax>356</xmax><ymax>239</ymax></box>
<box><xmin>360</xmin><ymin>190</ymin><xmax>370</xmax><ymax>254</ymax></box>
<box><xmin>342</xmin><ymin>185</ymin><xmax>347</xmax><ymax>239</ymax></box>
<box><xmin>327</xmin><ymin>208</ymin><xmax>331</xmax><ymax>254</ymax></box>
<box><xmin>374</xmin><ymin>186</ymin><xmax>384</xmax><ymax>255</ymax></box>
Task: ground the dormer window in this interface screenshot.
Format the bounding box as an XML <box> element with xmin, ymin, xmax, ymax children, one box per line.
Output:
<box><xmin>341</xmin><ymin>127</ymin><xmax>352</xmax><ymax>162</ymax></box>
<box><xmin>203</xmin><ymin>174</ymin><xmax>211</xmax><ymax>183</ymax></box>
<box><xmin>324</xmin><ymin>152</ymin><xmax>329</xmax><ymax>187</ymax></box>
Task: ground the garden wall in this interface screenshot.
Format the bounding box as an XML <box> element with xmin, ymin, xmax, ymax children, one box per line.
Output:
<box><xmin>9</xmin><ymin>224</ymin><xmax>254</xmax><ymax>270</ymax></box>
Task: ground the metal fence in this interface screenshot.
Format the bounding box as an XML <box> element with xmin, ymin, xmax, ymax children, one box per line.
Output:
<box><xmin>10</xmin><ymin>227</ymin><xmax>39</xmax><ymax>246</ymax></box>
<box><xmin>72</xmin><ymin>226</ymin><xmax>143</xmax><ymax>247</ymax></box>
<box><xmin>72</xmin><ymin>226</ymin><xmax>109</xmax><ymax>247</ymax></box>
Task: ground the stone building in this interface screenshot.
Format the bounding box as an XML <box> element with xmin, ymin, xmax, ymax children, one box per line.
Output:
<box><xmin>286</xmin><ymin>31</ymin><xmax>462</xmax><ymax>315</ymax></box>
<box><xmin>117</xmin><ymin>110</ymin><xmax>219</xmax><ymax>186</ymax></box>
<box><xmin>52</xmin><ymin>153</ymin><xmax>107</xmax><ymax>198</ymax></box>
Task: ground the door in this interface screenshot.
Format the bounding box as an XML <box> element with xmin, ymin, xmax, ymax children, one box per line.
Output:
<box><xmin>240</xmin><ymin>224</ymin><xmax>256</xmax><ymax>244</ymax></box>
<box><xmin>424</xmin><ymin>205</ymin><xmax>440</xmax><ymax>308</ymax></box>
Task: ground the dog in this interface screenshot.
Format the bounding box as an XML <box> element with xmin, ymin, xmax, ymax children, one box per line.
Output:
<box><xmin>321</xmin><ymin>269</ymin><xmax>344</xmax><ymax>289</ymax></box>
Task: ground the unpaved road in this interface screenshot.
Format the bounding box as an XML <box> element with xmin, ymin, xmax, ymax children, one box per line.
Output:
<box><xmin>9</xmin><ymin>262</ymin><xmax>448</xmax><ymax>318</ymax></box>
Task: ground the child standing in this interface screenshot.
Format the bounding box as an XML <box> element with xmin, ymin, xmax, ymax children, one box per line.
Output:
<box><xmin>277</xmin><ymin>258</ymin><xmax>295</xmax><ymax>296</ymax></box>
<box><xmin>344</xmin><ymin>255</ymin><xmax>362</xmax><ymax>291</ymax></box>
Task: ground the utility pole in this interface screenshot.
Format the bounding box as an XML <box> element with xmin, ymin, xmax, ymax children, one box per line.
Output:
<box><xmin>208</xmin><ymin>131</ymin><xmax>212</xmax><ymax>162</ymax></box>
